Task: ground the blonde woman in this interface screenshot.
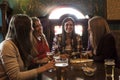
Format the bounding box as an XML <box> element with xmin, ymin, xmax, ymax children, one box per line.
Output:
<box><xmin>87</xmin><ymin>16</ymin><xmax>120</xmax><ymax>68</ymax></box>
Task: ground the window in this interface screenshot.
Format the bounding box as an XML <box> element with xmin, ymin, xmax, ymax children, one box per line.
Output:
<box><xmin>54</xmin><ymin>25</ymin><xmax>83</xmax><ymax>36</ymax></box>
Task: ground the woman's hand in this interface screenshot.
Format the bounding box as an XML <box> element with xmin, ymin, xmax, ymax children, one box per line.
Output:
<box><xmin>36</xmin><ymin>57</ymin><xmax>49</xmax><ymax>64</ymax></box>
<box><xmin>37</xmin><ymin>60</ymin><xmax>55</xmax><ymax>73</ymax></box>
<box><xmin>43</xmin><ymin>60</ymin><xmax>55</xmax><ymax>70</ymax></box>
<box><xmin>32</xmin><ymin>56</ymin><xmax>49</xmax><ymax>64</ymax></box>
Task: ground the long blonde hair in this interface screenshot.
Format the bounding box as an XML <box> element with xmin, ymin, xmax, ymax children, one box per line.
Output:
<box><xmin>88</xmin><ymin>16</ymin><xmax>111</xmax><ymax>51</ymax></box>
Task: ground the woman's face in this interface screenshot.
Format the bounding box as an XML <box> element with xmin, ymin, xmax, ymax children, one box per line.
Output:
<box><xmin>64</xmin><ymin>20</ymin><xmax>74</xmax><ymax>33</ymax></box>
<box><xmin>34</xmin><ymin>20</ymin><xmax>43</xmax><ymax>35</ymax></box>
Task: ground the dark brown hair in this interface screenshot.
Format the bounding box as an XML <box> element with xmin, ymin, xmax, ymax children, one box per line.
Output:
<box><xmin>61</xmin><ymin>17</ymin><xmax>77</xmax><ymax>51</ymax></box>
<box><xmin>5</xmin><ymin>14</ymin><xmax>37</xmax><ymax>66</ymax></box>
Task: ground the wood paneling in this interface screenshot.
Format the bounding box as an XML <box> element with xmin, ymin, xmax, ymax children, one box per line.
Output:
<box><xmin>106</xmin><ymin>0</ymin><xmax>120</xmax><ymax>20</ymax></box>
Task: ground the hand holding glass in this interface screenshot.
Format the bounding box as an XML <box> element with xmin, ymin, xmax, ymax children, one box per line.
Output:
<box><xmin>46</xmin><ymin>52</ymin><xmax>54</xmax><ymax>72</ymax></box>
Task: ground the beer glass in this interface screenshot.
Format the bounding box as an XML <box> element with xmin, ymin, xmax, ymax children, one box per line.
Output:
<box><xmin>55</xmin><ymin>58</ymin><xmax>69</xmax><ymax>80</ymax></box>
<box><xmin>82</xmin><ymin>63</ymin><xmax>97</xmax><ymax>76</ymax></box>
<box><xmin>104</xmin><ymin>59</ymin><xmax>115</xmax><ymax>77</ymax></box>
<box><xmin>55</xmin><ymin>58</ymin><xmax>69</xmax><ymax>67</ymax></box>
<box><xmin>46</xmin><ymin>52</ymin><xmax>54</xmax><ymax>72</ymax></box>
<box><xmin>46</xmin><ymin>52</ymin><xmax>54</xmax><ymax>61</ymax></box>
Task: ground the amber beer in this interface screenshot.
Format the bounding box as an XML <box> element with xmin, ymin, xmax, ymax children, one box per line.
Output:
<box><xmin>47</xmin><ymin>52</ymin><xmax>54</xmax><ymax>61</ymax></box>
<box><xmin>104</xmin><ymin>59</ymin><xmax>115</xmax><ymax>77</ymax></box>
<box><xmin>46</xmin><ymin>52</ymin><xmax>54</xmax><ymax>72</ymax></box>
<box><xmin>55</xmin><ymin>58</ymin><xmax>68</xmax><ymax>80</ymax></box>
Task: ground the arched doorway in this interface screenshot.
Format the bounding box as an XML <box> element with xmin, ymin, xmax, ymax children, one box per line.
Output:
<box><xmin>48</xmin><ymin>7</ymin><xmax>87</xmax><ymax>36</ymax></box>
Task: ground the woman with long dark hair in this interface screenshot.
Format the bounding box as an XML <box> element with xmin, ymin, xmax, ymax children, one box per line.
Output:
<box><xmin>52</xmin><ymin>17</ymin><xmax>82</xmax><ymax>56</ymax></box>
<box><xmin>0</xmin><ymin>14</ymin><xmax>54</xmax><ymax>80</ymax></box>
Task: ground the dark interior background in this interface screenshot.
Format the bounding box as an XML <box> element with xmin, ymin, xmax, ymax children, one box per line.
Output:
<box><xmin>0</xmin><ymin>0</ymin><xmax>120</xmax><ymax>51</ymax></box>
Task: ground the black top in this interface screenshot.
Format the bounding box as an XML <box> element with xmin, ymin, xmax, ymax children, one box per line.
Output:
<box><xmin>88</xmin><ymin>33</ymin><xmax>120</xmax><ymax>68</ymax></box>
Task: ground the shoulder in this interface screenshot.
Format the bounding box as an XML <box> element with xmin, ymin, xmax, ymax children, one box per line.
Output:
<box><xmin>54</xmin><ymin>34</ymin><xmax>62</xmax><ymax>39</ymax></box>
<box><xmin>0</xmin><ymin>39</ymin><xmax>16</xmax><ymax>49</ymax></box>
<box><xmin>0</xmin><ymin>39</ymin><xmax>12</xmax><ymax>49</ymax></box>
<box><xmin>0</xmin><ymin>39</ymin><xmax>19</xmax><ymax>56</ymax></box>
<box><xmin>104</xmin><ymin>33</ymin><xmax>115</xmax><ymax>40</ymax></box>
<box><xmin>76</xmin><ymin>34</ymin><xmax>81</xmax><ymax>37</ymax></box>
<box><xmin>55</xmin><ymin>34</ymin><xmax>62</xmax><ymax>37</ymax></box>
<box><xmin>74</xmin><ymin>33</ymin><xmax>81</xmax><ymax>39</ymax></box>
<box><xmin>102</xmin><ymin>33</ymin><xmax>116</xmax><ymax>44</ymax></box>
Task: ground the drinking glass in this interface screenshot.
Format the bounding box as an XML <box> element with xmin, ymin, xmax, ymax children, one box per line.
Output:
<box><xmin>46</xmin><ymin>52</ymin><xmax>54</xmax><ymax>61</ymax></box>
<box><xmin>82</xmin><ymin>63</ymin><xmax>97</xmax><ymax>76</ymax></box>
<box><xmin>53</xmin><ymin>53</ymin><xmax>60</xmax><ymax>60</ymax></box>
<box><xmin>104</xmin><ymin>59</ymin><xmax>115</xmax><ymax>77</ymax></box>
<box><xmin>55</xmin><ymin>58</ymin><xmax>69</xmax><ymax>68</ymax></box>
<box><xmin>46</xmin><ymin>52</ymin><xmax>54</xmax><ymax>72</ymax></box>
<box><xmin>55</xmin><ymin>58</ymin><xmax>69</xmax><ymax>80</ymax></box>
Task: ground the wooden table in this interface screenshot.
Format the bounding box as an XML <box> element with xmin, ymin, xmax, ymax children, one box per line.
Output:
<box><xmin>41</xmin><ymin>62</ymin><xmax>120</xmax><ymax>80</ymax></box>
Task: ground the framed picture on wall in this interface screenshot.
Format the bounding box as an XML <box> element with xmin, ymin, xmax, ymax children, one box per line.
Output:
<box><xmin>106</xmin><ymin>0</ymin><xmax>120</xmax><ymax>20</ymax></box>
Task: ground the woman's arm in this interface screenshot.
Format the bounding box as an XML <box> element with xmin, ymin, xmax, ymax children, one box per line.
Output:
<box><xmin>1</xmin><ymin>40</ymin><xmax>54</xmax><ymax>80</ymax></box>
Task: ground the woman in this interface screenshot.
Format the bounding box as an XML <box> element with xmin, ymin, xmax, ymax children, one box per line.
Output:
<box><xmin>87</xmin><ymin>16</ymin><xmax>120</xmax><ymax>68</ymax></box>
<box><xmin>32</xmin><ymin>17</ymin><xmax>50</xmax><ymax>60</ymax></box>
<box><xmin>0</xmin><ymin>14</ymin><xmax>54</xmax><ymax>80</ymax></box>
<box><xmin>27</xmin><ymin>17</ymin><xmax>50</xmax><ymax>77</ymax></box>
<box><xmin>52</xmin><ymin>17</ymin><xmax>82</xmax><ymax>58</ymax></box>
